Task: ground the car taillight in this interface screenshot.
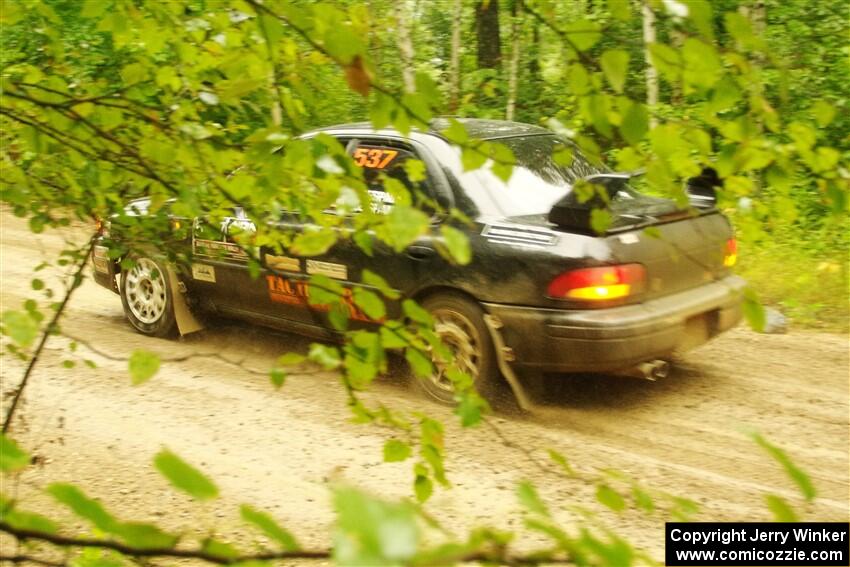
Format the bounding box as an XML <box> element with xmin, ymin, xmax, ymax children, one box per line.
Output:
<box><xmin>547</xmin><ymin>264</ymin><xmax>646</xmax><ymax>301</ymax></box>
<box><xmin>723</xmin><ymin>238</ymin><xmax>737</xmax><ymax>267</ymax></box>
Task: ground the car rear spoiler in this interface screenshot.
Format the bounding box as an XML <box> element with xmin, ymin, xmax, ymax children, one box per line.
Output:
<box><xmin>548</xmin><ymin>169</ymin><xmax>720</xmax><ymax>233</ymax></box>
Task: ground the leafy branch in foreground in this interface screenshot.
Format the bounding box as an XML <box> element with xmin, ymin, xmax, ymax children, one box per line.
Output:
<box><xmin>1</xmin><ymin>428</ymin><xmax>819</xmax><ymax>566</ymax></box>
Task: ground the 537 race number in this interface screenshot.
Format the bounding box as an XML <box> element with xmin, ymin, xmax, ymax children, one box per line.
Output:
<box><xmin>352</xmin><ymin>147</ymin><xmax>399</xmax><ymax>169</ymax></box>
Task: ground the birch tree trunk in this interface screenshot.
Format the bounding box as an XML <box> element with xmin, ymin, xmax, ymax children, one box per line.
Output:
<box><xmin>448</xmin><ymin>0</ymin><xmax>462</xmax><ymax>111</ymax></box>
<box><xmin>506</xmin><ymin>1</ymin><xmax>522</xmax><ymax>121</ymax></box>
<box><xmin>642</xmin><ymin>0</ymin><xmax>659</xmax><ymax>127</ymax></box>
<box><xmin>395</xmin><ymin>1</ymin><xmax>416</xmax><ymax>93</ymax></box>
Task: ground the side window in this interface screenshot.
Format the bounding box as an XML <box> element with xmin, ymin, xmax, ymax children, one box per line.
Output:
<box><xmin>341</xmin><ymin>139</ymin><xmax>432</xmax><ymax>215</ymax></box>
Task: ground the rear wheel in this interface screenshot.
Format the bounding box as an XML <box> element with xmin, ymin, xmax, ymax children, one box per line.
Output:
<box><xmin>120</xmin><ymin>254</ymin><xmax>177</xmax><ymax>338</ymax></box>
<box><xmin>416</xmin><ymin>293</ymin><xmax>501</xmax><ymax>405</ymax></box>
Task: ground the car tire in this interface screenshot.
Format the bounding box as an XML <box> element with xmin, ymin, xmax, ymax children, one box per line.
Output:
<box><xmin>120</xmin><ymin>253</ymin><xmax>178</xmax><ymax>338</ymax></box>
<box><xmin>416</xmin><ymin>293</ymin><xmax>502</xmax><ymax>405</ymax></box>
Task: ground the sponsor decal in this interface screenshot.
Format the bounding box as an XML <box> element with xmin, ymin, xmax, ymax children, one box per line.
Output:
<box><xmin>92</xmin><ymin>246</ymin><xmax>110</xmax><ymax>273</ymax></box>
<box><xmin>192</xmin><ymin>263</ymin><xmax>216</xmax><ymax>283</ymax></box>
<box><xmin>265</xmin><ymin>275</ymin><xmax>372</xmax><ymax>322</ymax></box>
<box><xmin>193</xmin><ymin>238</ymin><xmax>248</xmax><ymax>260</ymax></box>
<box><xmin>266</xmin><ymin>254</ymin><xmax>301</xmax><ymax>272</ymax></box>
<box><xmin>306</xmin><ymin>260</ymin><xmax>348</xmax><ymax>280</ymax></box>
<box><xmin>618</xmin><ymin>233</ymin><xmax>639</xmax><ymax>244</ymax></box>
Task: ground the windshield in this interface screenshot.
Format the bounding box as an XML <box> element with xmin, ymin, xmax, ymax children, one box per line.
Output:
<box><xmin>479</xmin><ymin>134</ymin><xmax>605</xmax><ymax>216</ymax></box>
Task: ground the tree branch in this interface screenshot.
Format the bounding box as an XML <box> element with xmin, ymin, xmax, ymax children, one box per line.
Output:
<box><xmin>0</xmin><ymin>522</ymin><xmax>330</xmax><ymax>564</ymax></box>
<box><xmin>2</xmin><ymin>236</ymin><xmax>97</xmax><ymax>434</ymax></box>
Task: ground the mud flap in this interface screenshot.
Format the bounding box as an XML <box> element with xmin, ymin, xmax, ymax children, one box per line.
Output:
<box><xmin>483</xmin><ymin>314</ymin><xmax>536</xmax><ymax>412</ymax></box>
<box><xmin>166</xmin><ymin>267</ymin><xmax>204</xmax><ymax>335</ymax></box>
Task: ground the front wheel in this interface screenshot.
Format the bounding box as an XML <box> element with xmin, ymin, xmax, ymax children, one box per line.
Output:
<box><xmin>120</xmin><ymin>254</ymin><xmax>177</xmax><ymax>338</ymax></box>
<box><xmin>416</xmin><ymin>293</ymin><xmax>502</xmax><ymax>405</ymax></box>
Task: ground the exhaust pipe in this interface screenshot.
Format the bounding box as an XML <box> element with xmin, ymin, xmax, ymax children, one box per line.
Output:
<box><xmin>651</xmin><ymin>359</ymin><xmax>669</xmax><ymax>380</ymax></box>
<box><xmin>618</xmin><ymin>359</ymin><xmax>669</xmax><ymax>381</ymax></box>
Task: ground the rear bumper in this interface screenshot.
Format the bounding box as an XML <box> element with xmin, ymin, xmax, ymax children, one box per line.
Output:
<box><xmin>482</xmin><ymin>275</ymin><xmax>746</xmax><ymax>373</ymax></box>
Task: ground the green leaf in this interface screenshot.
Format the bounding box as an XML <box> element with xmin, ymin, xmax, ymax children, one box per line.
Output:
<box><xmin>590</xmin><ymin>208</ymin><xmax>611</xmax><ymax>234</ymax></box>
<box><xmin>606</xmin><ymin>0</ymin><xmax>631</xmax><ymax>20</ymax></box>
<box><xmin>454</xmin><ymin>389</ymin><xmax>487</xmax><ymax>426</ymax></box>
<box><xmin>1</xmin><ymin>310</ymin><xmax>39</xmax><ymax>347</ymax></box>
<box><xmin>750</xmin><ymin>432</ymin><xmax>816</xmax><ymax>501</ymax></box>
<box><xmin>240</xmin><ymin>504</ymin><xmax>299</xmax><ymax>550</ymax></box>
<box><xmin>154</xmin><ymin>450</ymin><xmax>219</xmax><ymax>501</ymax></box>
<box><xmin>620</xmin><ymin>102</ymin><xmax>649</xmax><ymax>146</ymax></box>
<box><xmin>596</xmin><ymin>484</ymin><xmax>626</xmax><ymax>512</ymax></box>
<box><xmin>442</xmin><ymin>119</ymin><xmax>468</xmax><ymax>145</ymax></box>
<box><xmin>291</xmin><ymin>229</ymin><xmax>337</xmax><ymax>256</ymax></box>
<box><xmin>308</xmin><ymin>344</ymin><xmax>342</xmax><ymax>369</ymax></box>
<box><xmin>128</xmin><ymin>350</ymin><xmax>160</xmax><ymax>385</ymax></box>
<box><xmin>333</xmin><ymin>486</ymin><xmax>418</xmax><ymax>564</ymax></box>
<box><xmin>812</xmin><ymin>100</ymin><xmax>836</xmax><ymax>127</ymax></box>
<box><xmin>383</xmin><ymin>439</ymin><xmax>412</xmax><ymax>463</ymax></box>
<box><xmin>631</xmin><ymin>484</ymin><xmax>655</xmax><ymax>513</ymax></box>
<box><xmin>308</xmin><ymin>274</ymin><xmax>345</xmax><ymax>306</ymax></box>
<box><xmin>344</xmin><ymin>353</ymin><xmax>378</xmax><ymax>388</ymax></box>
<box><xmin>116</xmin><ymin>522</ymin><xmax>178</xmax><ymax>549</ymax></box>
<box><xmin>382</xmin><ymin>206</ymin><xmax>430</xmax><ymax>252</ymax></box>
<box><xmin>278</xmin><ymin>352</ymin><xmax>306</xmax><ymax>366</ymax></box>
<box><xmin>547</xmin><ymin>449</ymin><xmax>576</xmax><ymax>477</ymax></box>
<box><xmin>600</xmin><ymin>50</ymin><xmax>629</xmax><ymax>93</ymax></box>
<box><xmin>402</xmin><ymin>299</ymin><xmax>432</xmax><ymax>326</ymax></box>
<box><xmin>4</xmin><ymin>507</ymin><xmax>58</xmax><ymax>534</ymax></box>
<box><xmin>361</xmin><ymin>269</ymin><xmax>400</xmax><ymax>299</ymax></box>
<box><xmin>563</xmin><ymin>19</ymin><xmax>601</xmax><ymax>51</ymax></box>
<box><xmin>517</xmin><ymin>481</ymin><xmax>550</xmax><ymax>517</ymax></box>
<box><xmin>440</xmin><ymin>225</ymin><xmax>471</xmax><ymax>265</ymax></box>
<box><xmin>270</xmin><ymin>368</ymin><xmax>286</xmax><ymax>389</ymax></box>
<box><xmin>353</xmin><ymin>231</ymin><xmax>374</xmax><ymax>256</ymax></box>
<box><xmin>47</xmin><ymin>483</ymin><xmax>117</xmax><ymax>532</ymax></box>
<box><xmin>201</xmin><ymin>538</ymin><xmax>239</xmax><ymax>560</ymax></box>
<box><xmin>414</xmin><ymin>470</ymin><xmax>433</xmax><ymax>503</ymax></box>
<box><xmin>405</xmin><ymin>348</ymin><xmax>433</xmax><ymax>378</ymax></box>
<box><xmin>120</xmin><ymin>63</ymin><xmax>147</xmax><ymax>85</ymax></box>
<box><xmin>82</xmin><ymin>0</ymin><xmax>111</xmax><ymax>18</ymax></box>
<box><xmin>352</xmin><ymin>288</ymin><xmax>386</xmax><ymax>320</ymax></box>
<box><xmin>0</xmin><ymin>435</ymin><xmax>30</xmax><ymax>472</ymax></box>
<box><xmin>460</xmin><ymin>146</ymin><xmax>487</xmax><ymax>172</ymax></box>
<box><xmin>765</xmin><ymin>494</ymin><xmax>798</xmax><ymax>522</ymax></box>
<box><xmin>380</xmin><ymin>324</ymin><xmax>409</xmax><ymax>349</ymax></box>
<box><xmin>742</xmin><ymin>287</ymin><xmax>766</xmax><ymax>332</ymax></box>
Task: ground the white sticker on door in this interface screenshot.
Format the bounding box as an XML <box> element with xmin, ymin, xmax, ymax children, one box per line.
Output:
<box><xmin>192</xmin><ymin>264</ymin><xmax>216</xmax><ymax>283</ymax></box>
<box><xmin>266</xmin><ymin>255</ymin><xmax>301</xmax><ymax>272</ymax></box>
<box><xmin>306</xmin><ymin>260</ymin><xmax>348</xmax><ymax>280</ymax></box>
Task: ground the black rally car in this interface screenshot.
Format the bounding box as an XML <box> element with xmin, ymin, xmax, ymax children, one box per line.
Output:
<box><xmin>92</xmin><ymin>119</ymin><xmax>745</xmax><ymax>405</ymax></box>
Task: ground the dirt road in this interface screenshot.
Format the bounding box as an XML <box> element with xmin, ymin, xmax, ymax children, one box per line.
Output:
<box><xmin>1</xmin><ymin>212</ymin><xmax>848</xmax><ymax>562</ymax></box>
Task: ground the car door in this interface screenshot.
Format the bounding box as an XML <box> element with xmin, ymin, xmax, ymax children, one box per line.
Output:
<box><xmin>258</xmin><ymin>135</ymin><xmax>452</xmax><ymax>332</ymax></box>
<box><xmin>185</xmin><ymin>208</ymin><xmax>256</xmax><ymax>313</ymax></box>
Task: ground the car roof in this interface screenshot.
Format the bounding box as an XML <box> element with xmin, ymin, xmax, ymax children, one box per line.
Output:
<box><xmin>310</xmin><ymin>117</ymin><xmax>551</xmax><ymax>141</ymax></box>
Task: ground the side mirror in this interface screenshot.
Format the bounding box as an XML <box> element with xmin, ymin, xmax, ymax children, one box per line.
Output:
<box><xmin>686</xmin><ymin>168</ymin><xmax>720</xmax><ymax>210</ymax></box>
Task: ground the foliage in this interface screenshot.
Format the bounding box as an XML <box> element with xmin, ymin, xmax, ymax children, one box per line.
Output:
<box><xmin>0</xmin><ymin>0</ymin><xmax>847</xmax><ymax>565</ymax></box>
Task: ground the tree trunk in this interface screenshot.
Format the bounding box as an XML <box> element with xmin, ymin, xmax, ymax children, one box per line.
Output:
<box><xmin>641</xmin><ymin>0</ymin><xmax>658</xmax><ymax>127</ymax></box>
<box><xmin>505</xmin><ymin>1</ymin><xmax>522</xmax><ymax>120</ymax></box>
<box><xmin>475</xmin><ymin>0</ymin><xmax>501</xmax><ymax>69</ymax></box>
<box><xmin>395</xmin><ymin>1</ymin><xmax>416</xmax><ymax>93</ymax></box>
<box><xmin>527</xmin><ymin>20</ymin><xmax>540</xmax><ymax>80</ymax></box>
<box><xmin>449</xmin><ymin>0</ymin><xmax>462</xmax><ymax>111</ymax></box>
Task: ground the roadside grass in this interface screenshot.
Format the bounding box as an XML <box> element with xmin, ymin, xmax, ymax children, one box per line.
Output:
<box><xmin>737</xmin><ymin>238</ymin><xmax>849</xmax><ymax>334</ymax></box>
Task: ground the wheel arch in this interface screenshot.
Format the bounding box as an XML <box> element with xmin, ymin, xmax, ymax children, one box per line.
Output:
<box><xmin>410</xmin><ymin>285</ymin><xmax>489</xmax><ymax>312</ymax></box>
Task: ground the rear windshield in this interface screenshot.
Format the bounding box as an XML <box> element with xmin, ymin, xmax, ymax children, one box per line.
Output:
<box><xmin>480</xmin><ymin>134</ymin><xmax>604</xmax><ymax>216</ymax></box>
